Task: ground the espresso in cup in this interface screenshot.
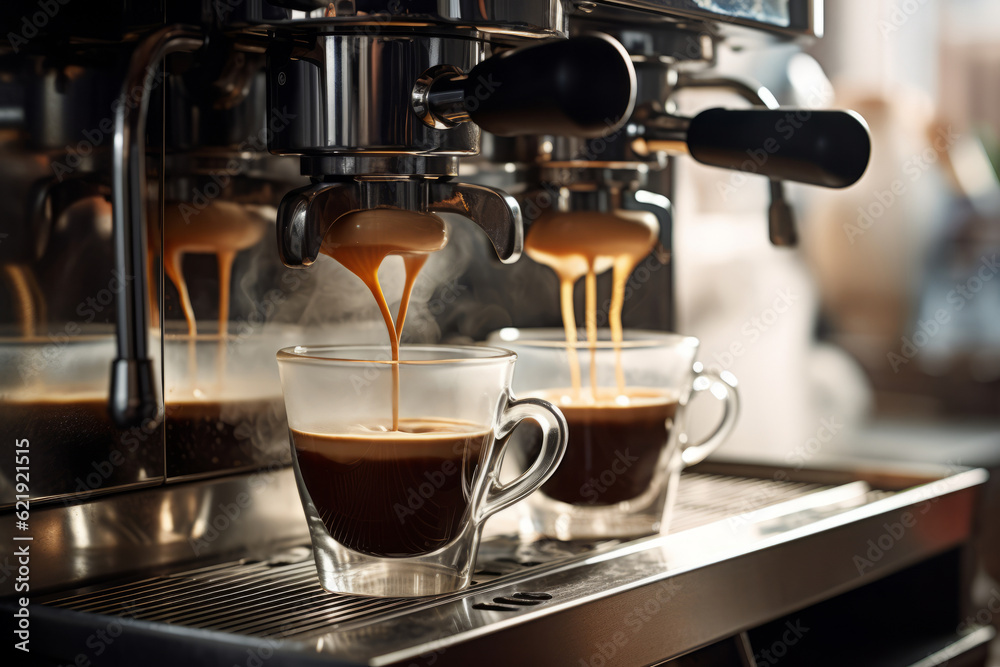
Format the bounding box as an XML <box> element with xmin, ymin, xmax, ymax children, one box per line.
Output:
<box><xmin>291</xmin><ymin>418</ymin><xmax>489</xmax><ymax>558</ymax></box>
<box><xmin>277</xmin><ymin>344</ymin><xmax>568</xmax><ymax>597</ymax></box>
<box><xmin>491</xmin><ymin>329</ymin><xmax>739</xmax><ymax>540</ymax></box>
<box><xmin>527</xmin><ymin>388</ymin><xmax>678</xmax><ymax>505</ymax></box>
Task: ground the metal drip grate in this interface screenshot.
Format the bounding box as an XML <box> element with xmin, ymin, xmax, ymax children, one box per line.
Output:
<box><xmin>669</xmin><ymin>472</ymin><xmax>828</xmax><ymax>531</ymax></box>
<box><xmin>40</xmin><ymin>472</ymin><xmax>835</xmax><ymax>640</ymax></box>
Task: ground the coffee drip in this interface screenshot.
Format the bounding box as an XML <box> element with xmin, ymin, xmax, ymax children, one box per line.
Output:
<box><xmin>319</xmin><ymin>208</ymin><xmax>448</xmax><ymax>430</ymax></box>
<box><xmin>161</xmin><ymin>201</ymin><xmax>267</xmax><ymax>339</ymax></box>
<box><xmin>158</xmin><ymin>201</ymin><xmax>268</xmax><ymax>388</ymax></box>
<box><xmin>524</xmin><ymin>210</ymin><xmax>659</xmax><ymax>400</ymax></box>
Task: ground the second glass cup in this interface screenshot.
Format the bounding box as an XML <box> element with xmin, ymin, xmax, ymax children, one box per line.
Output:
<box><xmin>276</xmin><ymin>344</ymin><xmax>567</xmax><ymax>598</ymax></box>
<box><xmin>489</xmin><ymin>328</ymin><xmax>739</xmax><ymax>540</ymax></box>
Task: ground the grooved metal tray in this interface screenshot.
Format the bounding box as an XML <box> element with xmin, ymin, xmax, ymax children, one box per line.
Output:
<box><xmin>21</xmin><ymin>462</ymin><xmax>988</xmax><ymax>666</ymax></box>
<box><xmin>37</xmin><ymin>473</ymin><xmax>831</xmax><ymax>639</ymax></box>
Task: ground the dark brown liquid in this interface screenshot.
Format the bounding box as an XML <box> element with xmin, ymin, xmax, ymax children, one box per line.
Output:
<box><xmin>0</xmin><ymin>396</ymin><xmax>287</xmax><ymax>497</ymax></box>
<box><xmin>0</xmin><ymin>397</ymin><xmax>162</xmax><ymax>503</ymax></box>
<box><xmin>291</xmin><ymin>418</ymin><xmax>490</xmax><ymax>558</ymax></box>
<box><xmin>0</xmin><ymin>396</ymin><xmax>126</xmax><ymax>450</ymax></box>
<box><xmin>526</xmin><ymin>389</ymin><xmax>677</xmax><ymax>506</ymax></box>
<box><xmin>165</xmin><ymin>398</ymin><xmax>288</xmax><ymax>477</ymax></box>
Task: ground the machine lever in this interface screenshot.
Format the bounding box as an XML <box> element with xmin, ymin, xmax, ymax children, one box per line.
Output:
<box><xmin>414</xmin><ymin>34</ymin><xmax>637</xmax><ymax>138</ymax></box>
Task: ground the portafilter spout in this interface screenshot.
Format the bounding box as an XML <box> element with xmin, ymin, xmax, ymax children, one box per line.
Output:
<box><xmin>277</xmin><ymin>174</ymin><xmax>523</xmax><ymax>268</ymax></box>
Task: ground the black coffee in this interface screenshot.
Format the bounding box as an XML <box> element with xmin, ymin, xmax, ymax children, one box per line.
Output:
<box><xmin>525</xmin><ymin>389</ymin><xmax>678</xmax><ymax>506</ymax></box>
<box><xmin>165</xmin><ymin>398</ymin><xmax>287</xmax><ymax>477</ymax></box>
<box><xmin>291</xmin><ymin>418</ymin><xmax>490</xmax><ymax>558</ymax></box>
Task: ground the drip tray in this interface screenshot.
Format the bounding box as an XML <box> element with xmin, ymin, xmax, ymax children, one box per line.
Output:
<box><xmin>27</xmin><ymin>463</ymin><xmax>987</xmax><ymax>666</ymax></box>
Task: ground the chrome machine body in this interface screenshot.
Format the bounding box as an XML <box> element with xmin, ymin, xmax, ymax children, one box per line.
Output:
<box><xmin>0</xmin><ymin>1</ymin><xmax>990</xmax><ymax>665</ymax></box>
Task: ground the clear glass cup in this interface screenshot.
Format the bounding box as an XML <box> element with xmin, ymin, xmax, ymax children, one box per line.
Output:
<box><xmin>276</xmin><ymin>344</ymin><xmax>568</xmax><ymax>597</ymax></box>
<box><xmin>487</xmin><ymin>328</ymin><xmax>739</xmax><ymax>540</ymax></box>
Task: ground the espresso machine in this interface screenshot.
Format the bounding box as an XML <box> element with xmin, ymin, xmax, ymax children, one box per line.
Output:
<box><xmin>0</xmin><ymin>2</ymin><xmax>994</xmax><ymax>665</ymax></box>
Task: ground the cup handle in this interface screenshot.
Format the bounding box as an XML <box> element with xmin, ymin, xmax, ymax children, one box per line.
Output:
<box><xmin>476</xmin><ymin>395</ymin><xmax>568</xmax><ymax>522</ymax></box>
<box><xmin>680</xmin><ymin>368</ymin><xmax>740</xmax><ymax>466</ymax></box>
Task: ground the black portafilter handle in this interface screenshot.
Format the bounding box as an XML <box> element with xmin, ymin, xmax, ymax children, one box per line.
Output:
<box><xmin>686</xmin><ymin>108</ymin><xmax>872</xmax><ymax>188</ymax></box>
<box><xmin>421</xmin><ymin>35</ymin><xmax>636</xmax><ymax>138</ymax></box>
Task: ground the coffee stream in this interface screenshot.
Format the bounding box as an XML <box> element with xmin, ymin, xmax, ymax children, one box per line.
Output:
<box><xmin>319</xmin><ymin>208</ymin><xmax>448</xmax><ymax>430</ymax></box>
<box><xmin>524</xmin><ymin>210</ymin><xmax>659</xmax><ymax>399</ymax></box>
<box><xmin>524</xmin><ymin>211</ymin><xmax>682</xmax><ymax>507</ymax></box>
<box><xmin>161</xmin><ymin>201</ymin><xmax>267</xmax><ymax>384</ymax></box>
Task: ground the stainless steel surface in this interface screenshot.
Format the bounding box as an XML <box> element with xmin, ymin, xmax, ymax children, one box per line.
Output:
<box><xmin>25</xmin><ymin>464</ymin><xmax>987</xmax><ymax>665</ymax></box>
<box><xmin>267</xmin><ymin>35</ymin><xmax>483</xmax><ymax>159</ymax></box>
<box><xmin>255</xmin><ymin>1</ymin><xmax>565</xmax><ymax>39</ymax></box>
<box><xmin>911</xmin><ymin>626</ymin><xmax>997</xmax><ymax>667</ymax></box>
<box><xmin>0</xmin><ymin>468</ymin><xmax>305</xmax><ymax>596</ymax></box>
<box><xmin>585</xmin><ymin>0</ymin><xmax>822</xmax><ymax>36</ymax></box>
<box><xmin>244</xmin><ymin>0</ymin><xmax>819</xmax><ymax>39</ymax></box>
<box><xmin>412</xmin><ymin>66</ymin><xmax>472</xmax><ymax>130</ymax></box>
<box><xmin>34</xmin><ymin>471</ymin><xmax>836</xmax><ymax>629</ymax></box>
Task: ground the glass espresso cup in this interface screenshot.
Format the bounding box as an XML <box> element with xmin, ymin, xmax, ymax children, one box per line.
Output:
<box><xmin>276</xmin><ymin>344</ymin><xmax>567</xmax><ymax>597</ymax></box>
<box><xmin>488</xmin><ymin>329</ymin><xmax>739</xmax><ymax>540</ymax></box>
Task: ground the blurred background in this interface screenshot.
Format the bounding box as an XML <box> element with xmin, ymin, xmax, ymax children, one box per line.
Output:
<box><xmin>669</xmin><ymin>0</ymin><xmax>1000</xmax><ymax>460</ymax></box>
<box><xmin>672</xmin><ymin>1</ymin><xmax>1000</xmax><ymax>659</ymax></box>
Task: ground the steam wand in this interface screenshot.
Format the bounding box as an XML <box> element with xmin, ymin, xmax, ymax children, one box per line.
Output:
<box><xmin>110</xmin><ymin>25</ymin><xmax>204</xmax><ymax>428</ymax></box>
<box><xmin>630</xmin><ymin>83</ymin><xmax>871</xmax><ymax>245</ymax></box>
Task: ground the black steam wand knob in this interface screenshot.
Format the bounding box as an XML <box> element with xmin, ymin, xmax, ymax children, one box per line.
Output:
<box><xmin>684</xmin><ymin>108</ymin><xmax>872</xmax><ymax>189</ymax></box>
<box><xmin>633</xmin><ymin>107</ymin><xmax>871</xmax><ymax>245</ymax></box>
<box><xmin>412</xmin><ymin>34</ymin><xmax>637</xmax><ymax>138</ymax></box>
<box><xmin>635</xmin><ymin>108</ymin><xmax>871</xmax><ymax>189</ymax></box>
